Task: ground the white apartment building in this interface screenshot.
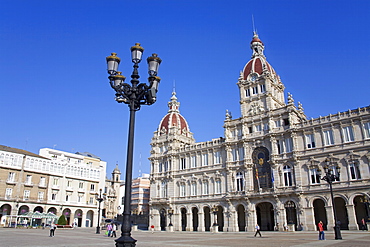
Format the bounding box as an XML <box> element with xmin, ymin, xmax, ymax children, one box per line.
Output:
<box><xmin>0</xmin><ymin>146</ymin><xmax>106</xmax><ymax>228</ymax></box>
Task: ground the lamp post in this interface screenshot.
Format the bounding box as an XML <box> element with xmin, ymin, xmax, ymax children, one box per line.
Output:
<box><xmin>319</xmin><ymin>158</ymin><xmax>342</xmax><ymax>240</ymax></box>
<box><xmin>106</xmin><ymin>43</ymin><xmax>162</xmax><ymax>247</ymax></box>
<box><xmin>95</xmin><ymin>188</ymin><xmax>106</xmax><ymax>234</ymax></box>
<box><xmin>168</xmin><ymin>208</ymin><xmax>174</xmax><ymax>227</ymax></box>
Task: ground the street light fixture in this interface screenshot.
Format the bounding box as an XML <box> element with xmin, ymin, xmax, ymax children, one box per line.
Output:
<box><xmin>95</xmin><ymin>188</ymin><xmax>106</xmax><ymax>234</ymax></box>
<box><xmin>168</xmin><ymin>208</ymin><xmax>174</xmax><ymax>227</ymax></box>
<box><xmin>106</xmin><ymin>43</ymin><xmax>162</xmax><ymax>247</ymax></box>
<box><xmin>319</xmin><ymin>158</ymin><xmax>342</xmax><ymax>240</ymax></box>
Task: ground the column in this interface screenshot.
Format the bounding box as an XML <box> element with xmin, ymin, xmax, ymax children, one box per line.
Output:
<box><xmin>198</xmin><ymin>212</ymin><xmax>205</xmax><ymax>232</ymax></box>
<box><xmin>325</xmin><ymin>205</ymin><xmax>334</xmax><ymax>227</ymax></box>
<box><xmin>303</xmin><ymin>207</ymin><xmax>315</xmax><ymax>231</ymax></box>
<box><xmin>186</xmin><ymin>212</ymin><xmax>192</xmax><ymax>231</ymax></box>
<box><xmin>346</xmin><ymin>204</ymin><xmax>359</xmax><ymax>230</ymax></box>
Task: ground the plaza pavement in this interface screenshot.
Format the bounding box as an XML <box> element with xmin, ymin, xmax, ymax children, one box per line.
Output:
<box><xmin>0</xmin><ymin>227</ymin><xmax>369</xmax><ymax>247</ymax></box>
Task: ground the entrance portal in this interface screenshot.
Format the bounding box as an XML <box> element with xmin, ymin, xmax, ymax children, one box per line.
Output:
<box><xmin>256</xmin><ymin>202</ymin><xmax>274</xmax><ymax>231</ymax></box>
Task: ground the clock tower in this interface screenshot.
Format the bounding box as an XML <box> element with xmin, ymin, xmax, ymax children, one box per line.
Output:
<box><xmin>238</xmin><ymin>32</ymin><xmax>286</xmax><ymax>118</ymax></box>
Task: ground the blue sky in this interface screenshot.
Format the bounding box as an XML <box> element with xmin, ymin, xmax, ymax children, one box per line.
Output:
<box><xmin>1</xmin><ymin>0</ymin><xmax>369</xmax><ymax>179</ymax></box>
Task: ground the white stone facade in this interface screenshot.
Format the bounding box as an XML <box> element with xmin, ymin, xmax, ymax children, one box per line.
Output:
<box><xmin>148</xmin><ymin>33</ymin><xmax>370</xmax><ymax>232</ymax></box>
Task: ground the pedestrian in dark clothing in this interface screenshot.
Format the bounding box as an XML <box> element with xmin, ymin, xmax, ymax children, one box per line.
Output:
<box><xmin>49</xmin><ymin>223</ymin><xmax>56</xmax><ymax>237</ymax></box>
<box><xmin>361</xmin><ymin>218</ymin><xmax>367</xmax><ymax>230</ymax></box>
<box><xmin>111</xmin><ymin>224</ymin><xmax>117</xmax><ymax>237</ymax></box>
<box><xmin>254</xmin><ymin>224</ymin><xmax>262</xmax><ymax>237</ymax></box>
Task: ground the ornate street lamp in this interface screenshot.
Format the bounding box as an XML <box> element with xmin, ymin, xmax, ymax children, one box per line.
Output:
<box><xmin>106</xmin><ymin>43</ymin><xmax>162</xmax><ymax>247</ymax></box>
<box><xmin>319</xmin><ymin>158</ymin><xmax>342</xmax><ymax>240</ymax></box>
<box><xmin>212</xmin><ymin>205</ymin><xmax>219</xmax><ymax>227</ymax></box>
<box><xmin>95</xmin><ymin>188</ymin><xmax>106</xmax><ymax>234</ymax></box>
<box><xmin>168</xmin><ymin>208</ymin><xmax>174</xmax><ymax>227</ymax></box>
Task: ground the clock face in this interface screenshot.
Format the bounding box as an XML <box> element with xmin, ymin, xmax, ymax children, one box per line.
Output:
<box><xmin>250</xmin><ymin>74</ymin><xmax>257</xmax><ymax>81</ymax></box>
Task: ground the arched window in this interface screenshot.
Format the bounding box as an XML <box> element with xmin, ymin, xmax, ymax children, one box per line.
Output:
<box><xmin>236</xmin><ymin>172</ymin><xmax>244</xmax><ymax>191</ymax></box>
<box><xmin>283</xmin><ymin>165</ymin><xmax>293</xmax><ymax>186</ymax></box>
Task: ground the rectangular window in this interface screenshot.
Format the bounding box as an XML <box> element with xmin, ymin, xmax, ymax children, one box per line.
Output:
<box><xmin>215</xmin><ymin>180</ymin><xmax>221</xmax><ymax>194</ymax></box>
<box><xmin>79</xmin><ymin>182</ymin><xmax>84</xmax><ymax>189</ymax></box>
<box><xmin>285</xmin><ymin>138</ymin><xmax>293</xmax><ymax>153</ymax></box>
<box><xmin>202</xmin><ymin>153</ymin><xmax>208</xmax><ymax>166</ymax></box>
<box><xmin>24</xmin><ymin>190</ymin><xmax>30</xmax><ymax>200</ymax></box>
<box><xmin>51</xmin><ymin>193</ymin><xmax>56</xmax><ymax>201</ymax></box>
<box><xmin>202</xmin><ymin>182</ymin><xmax>209</xmax><ymax>195</ymax></box>
<box><xmin>349</xmin><ymin>163</ymin><xmax>361</xmax><ymax>180</ymax></box>
<box><xmin>89</xmin><ymin>197</ymin><xmax>94</xmax><ymax>204</ymax></box>
<box><xmin>363</xmin><ymin>122</ymin><xmax>370</xmax><ymax>139</ymax></box>
<box><xmin>232</xmin><ymin>148</ymin><xmax>238</xmax><ymax>161</ymax></box>
<box><xmin>5</xmin><ymin>188</ymin><xmax>12</xmax><ymax>199</ymax></box>
<box><xmin>310</xmin><ymin>168</ymin><xmax>320</xmax><ymax>184</ymax></box>
<box><xmin>191</xmin><ymin>183</ymin><xmax>196</xmax><ymax>196</ymax></box>
<box><xmin>90</xmin><ymin>184</ymin><xmax>95</xmax><ymax>191</ymax></box>
<box><xmin>239</xmin><ymin>147</ymin><xmax>244</xmax><ymax>160</ymax></box>
<box><xmin>323</xmin><ymin>130</ymin><xmax>335</xmax><ymax>146</ymax></box>
<box><xmin>25</xmin><ymin>175</ymin><xmax>32</xmax><ymax>185</ymax></box>
<box><xmin>38</xmin><ymin>191</ymin><xmax>44</xmax><ymax>201</ymax></box>
<box><xmin>180</xmin><ymin>184</ymin><xmax>185</xmax><ymax>197</ymax></box>
<box><xmin>305</xmin><ymin>134</ymin><xmax>316</xmax><ymax>149</ymax></box>
<box><xmin>248</xmin><ymin>126</ymin><xmax>253</xmax><ymax>133</ymax></box>
<box><xmin>277</xmin><ymin>140</ymin><xmax>282</xmax><ymax>154</ymax></box>
<box><xmin>213</xmin><ymin>152</ymin><xmax>221</xmax><ymax>164</ymax></box>
<box><xmin>161</xmin><ymin>181</ymin><xmax>167</xmax><ymax>198</ymax></box>
<box><xmin>343</xmin><ymin>126</ymin><xmax>354</xmax><ymax>142</ymax></box>
<box><xmin>7</xmin><ymin>172</ymin><xmax>15</xmax><ymax>182</ymax></box>
<box><xmin>255</xmin><ymin>124</ymin><xmax>262</xmax><ymax>132</ymax></box>
<box><xmin>78</xmin><ymin>195</ymin><xmax>83</xmax><ymax>202</ymax></box>
<box><xmin>246</xmin><ymin>88</ymin><xmax>250</xmax><ymax>97</ymax></box>
<box><xmin>275</xmin><ymin>120</ymin><xmax>281</xmax><ymax>128</ymax></box>
<box><xmin>191</xmin><ymin>155</ymin><xmax>197</xmax><ymax>168</ymax></box>
<box><xmin>252</xmin><ymin>86</ymin><xmax>258</xmax><ymax>94</ymax></box>
<box><xmin>180</xmin><ymin>158</ymin><xmax>186</xmax><ymax>170</ymax></box>
<box><xmin>53</xmin><ymin>178</ymin><xmax>58</xmax><ymax>186</ymax></box>
<box><xmin>260</xmin><ymin>84</ymin><xmax>266</xmax><ymax>93</ymax></box>
<box><xmin>264</xmin><ymin>123</ymin><xmax>269</xmax><ymax>131</ymax></box>
<box><xmin>39</xmin><ymin>177</ymin><xmax>46</xmax><ymax>187</ymax></box>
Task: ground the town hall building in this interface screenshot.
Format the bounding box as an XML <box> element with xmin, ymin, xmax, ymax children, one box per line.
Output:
<box><xmin>148</xmin><ymin>33</ymin><xmax>370</xmax><ymax>232</ymax></box>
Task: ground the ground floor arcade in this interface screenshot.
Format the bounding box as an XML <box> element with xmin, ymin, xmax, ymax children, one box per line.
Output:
<box><xmin>149</xmin><ymin>192</ymin><xmax>370</xmax><ymax>232</ymax></box>
<box><xmin>0</xmin><ymin>202</ymin><xmax>97</xmax><ymax>228</ymax></box>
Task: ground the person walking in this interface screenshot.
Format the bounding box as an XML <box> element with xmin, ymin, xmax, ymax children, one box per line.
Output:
<box><xmin>106</xmin><ymin>223</ymin><xmax>113</xmax><ymax>237</ymax></box>
<box><xmin>49</xmin><ymin>223</ymin><xmax>56</xmax><ymax>237</ymax></box>
<box><xmin>111</xmin><ymin>223</ymin><xmax>117</xmax><ymax>238</ymax></box>
<box><xmin>254</xmin><ymin>224</ymin><xmax>262</xmax><ymax>237</ymax></box>
<box><xmin>361</xmin><ymin>218</ymin><xmax>367</xmax><ymax>230</ymax></box>
<box><xmin>318</xmin><ymin>221</ymin><xmax>325</xmax><ymax>240</ymax></box>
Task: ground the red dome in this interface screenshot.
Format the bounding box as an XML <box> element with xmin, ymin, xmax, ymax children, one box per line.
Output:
<box><xmin>158</xmin><ymin>92</ymin><xmax>191</xmax><ymax>137</ymax></box>
<box><xmin>242</xmin><ymin>33</ymin><xmax>279</xmax><ymax>82</ymax></box>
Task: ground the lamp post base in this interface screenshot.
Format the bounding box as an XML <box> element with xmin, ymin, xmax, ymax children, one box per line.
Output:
<box><xmin>334</xmin><ymin>225</ymin><xmax>342</xmax><ymax>240</ymax></box>
<box><xmin>115</xmin><ymin>235</ymin><xmax>137</xmax><ymax>247</ymax></box>
<box><xmin>96</xmin><ymin>226</ymin><xmax>100</xmax><ymax>234</ymax></box>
